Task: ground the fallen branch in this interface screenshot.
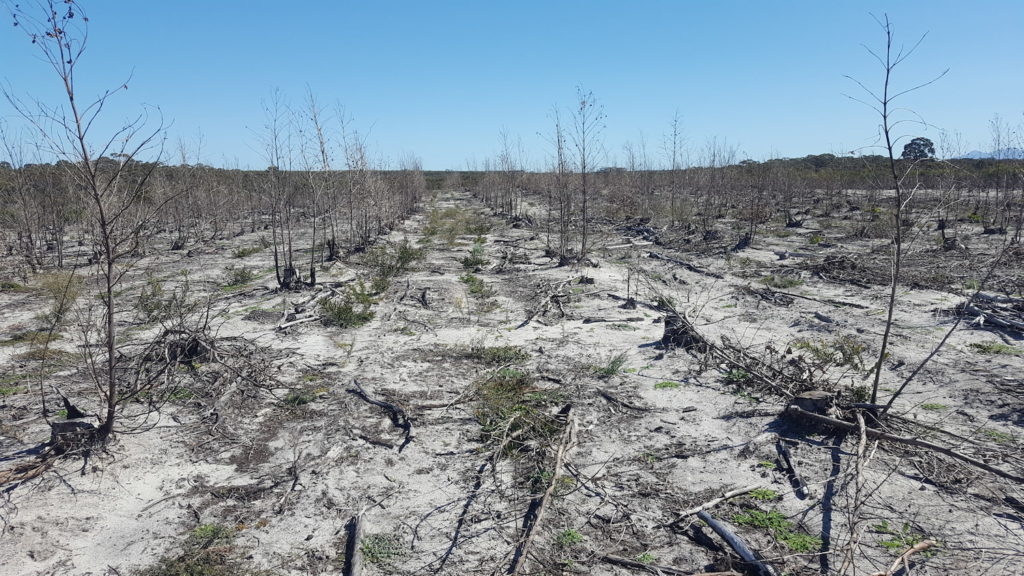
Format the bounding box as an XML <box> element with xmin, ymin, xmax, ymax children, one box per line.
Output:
<box><xmin>869</xmin><ymin>539</ymin><xmax>937</xmax><ymax>576</ymax></box>
<box><xmin>776</xmin><ymin>439</ymin><xmax>809</xmax><ymax>499</ymax></box>
<box><xmin>648</xmin><ymin>251</ymin><xmax>724</xmax><ymax>279</ymax></box>
<box><xmin>507</xmin><ymin>407</ymin><xmax>577</xmax><ymax>575</ymax></box>
<box><xmin>784</xmin><ymin>406</ymin><xmax>1024</xmax><ymax>483</ymax></box>
<box><xmin>598</xmin><ymin>554</ymin><xmax>740</xmax><ymax>576</ymax></box>
<box><xmin>772</xmin><ymin>289</ymin><xmax>869</xmax><ymax>310</ymax></box>
<box><xmin>659</xmin><ymin>484</ymin><xmax>765</xmax><ymax>528</ymax></box>
<box><xmin>697</xmin><ymin>511</ymin><xmax>780</xmax><ymax>576</ymax></box>
<box><xmin>347</xmin><ymin>379</ymin><xmax>414</xmax><ymax>452</ymax></box>
<box><xmin>598</xmin><ymin>389</ymin><xmax>649</xmax><ymax>412</ymax></box>
<box><xmin>276</xmin><ymin>314</ymin><xmax>324</xmax><ymax>330</ymax></box>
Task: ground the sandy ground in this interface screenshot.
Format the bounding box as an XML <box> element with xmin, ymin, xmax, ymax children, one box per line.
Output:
<box><xmin>1</xmin><ymin>190</ymin><xmax>1022</xmax><ymax>575</ymax></box>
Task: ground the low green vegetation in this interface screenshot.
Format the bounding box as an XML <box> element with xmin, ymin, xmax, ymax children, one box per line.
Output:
<box><xmin>321</xmin><ymin>281</ymin><xmax>376</xmax><ymax>328</ymax></box>
<box><xmin>422</xmin><ymin>206</ymin><xmax>491</xmax><ymax>244</ymax></box>
<box><xmin>871</xmin><ymin>521</ymin><xmax>937</xmax><ymax>557</ymax></box>
<box><xmin>920</xmin><ymin>403</ymin><xmax>948</xmax><ymax>411</ymax></box>
<box><xmin>748</xmin><ymin>488</ymin><xmax>780</xmax><ymax>501</ymax></box>
<box><xmin>594</xmin><ymin>352</ymin><xmax>628</xmax><ymax>379</ymax></box>
<box><xmin>724</xmin><ymin>368</ymin><xmax>751</xmax><ymax>385</ymax></box>
<box><xmin>460</xmin><ymin>240</ymin><xmax>489</xmax><ymax>270</ymax></box>
<box><xmin>732</xmin><ymin>509</ymin><xmax>822</xmax><ymax>553</ymax></box>
<box><xmin>635</xmin><ymin>552</ymin><xmax>657</xmax><ymax>564</ymax></box>
<box><xmin>792</xmin><ymin>334</ymin><xmax>869</xmax><ymax>372</ymax></box>
<box><xmin>37</xmin><ymin>271</ymin><xmax>83</xmax><ymax>328</ymax></box>
<box><xmin>232</xmin><ymin>244</ymin><xmax>264</xmax><ymax>258</ymax></box>
<box><xmin>760</xmin><ymin>274</ymin><xmax>803</xmax><ymax>289</ymax></box>
<box><xmin>982</xmin><ymin>428</ymin><xmax>1014</xmax><ymax>445</ymax></box>
<box><xmin>361</xmin><ymin>532</ymin><xmax>406</xmax><ymax>566</ymax></box>
<box><xmin>1</xmin><ymin>328</ymin><xmax>62</xmax><ymax>347</ymax></box>
<box><xmin>222</xmin><ymin>265</ymin><xmax>258</xmax><ymax>288</ymax></box>
<box><xmin>466</xmin><ymin>344</ymin><xmax>529</xmax><ymax>365</ymax></box>
<box><xmin>475</xmin><ymin>367</ymin><xmax>561</xmax><ymax>452</ymax></box>
<box><xmin>554</xmin><ymin>528</ymin><xmax>584</xmax><ymax>548</ymax></box>
<box><xmin>968</xmin><ymin>342</ymin><xmax>1020</xmax><ymax>355</ymax></box>
<box><xmin>654</xmin><ymin>380</ymin><xmax>680</xmax><ymax>390</ymax></box>
<box><xmin>364</xmin><ymin>239</ymin><xmax>422</xmax><ymax>292</ymax></box>
<box><xmin>460</xmin><ymin>273</ymin><xmax>494</xmax><ymax>298</ymax></box>
<box><xmin>0</xmin><ymin>385</ymin><xmax>27</xmax><ymax>396</ymax></box>
<box><xmin>136</xmin><ymin>523</ymin><xmax>269</xmax><ymax>576</ymax></box>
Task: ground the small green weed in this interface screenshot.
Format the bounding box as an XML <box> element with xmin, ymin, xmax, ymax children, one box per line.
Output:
<box><xmin>654</xmin><ymin>380</ymin><xmax>680</xmax><ymax>390</ymax></box>
<box><xmin>982</xmin><ymin>429</ymin><xmax>1014</xmax><ymax>445</ymax></box>
<box><xmin>920</xmin><ymin>403</ymin><xmax>948</xmax><ymax>411</ymax></box>
<box><xmin>748</xmin><ymin>489</ymin><xmax>779</xmax><ymax>501</ymax></box>
<box><xmin>871</xmin><ymin>521</ymin><xmax>936</xmax><ymax>557</ymax></box>
<box><xmin>594</xmin><ymin>352</ymin><xmax>628</xmax><ymax>379</ymax></box>
<box><xmin>733</xmin><ymin>509</ymin><xmax>821</xmax><ymax>553</ymax></box>
<box><xmin>635</xmin><ymin>552</ymin><xmax>657</xmax><ymax>564</ymax></box>
<box><xmin>968</xmin><ymin>342</ymin><xmax>1020</xmax><ymax>355</ymax></box>
<box><xmin>460</xmin><ymin>273</ymin><xmax>494</xmax><ymax>298</ymax></box>
<box><xmin>554</xmin><ymin>529</ymin><xmax>584</xmax><ymax>548</ymax></box>
<box><xmin>724</xmin><ymin>368</ymin><xmax>750</xmax><ymax>385</ymax></box>
<box><xmin>283</xmin><ymin>389</ymin><xmax>317</xmax><ymax>407</ymax></box>
<box><xmin>757</xmin><ymin>460</ymin><xmax>777</xmax><ymax>470</ymax></box>
<box><xmin>0</xmin><ymin>385</ymin><xmax>27</xmax><ymax>396</ymax></box>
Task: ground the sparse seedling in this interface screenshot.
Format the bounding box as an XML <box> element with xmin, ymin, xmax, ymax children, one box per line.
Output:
<box><xmin>748</xmin><ymin>488</ymin><xmax>780</xmax><ymax>501</ymax></box>
<box><xmin>554</xmin><ymin>528</ymin><xmax>584</xmax><ymax>548</ymax></box>
<box><xmin>724</xmin><ymin>368</ymin><xmax>750</xmax><ymax>385</ymax></box>
<box><xmin>654</xmin><ymin>380</ymin><xmax>680</xmax><ymax>390</ymax></box>
<box><xmin>635</xmin><ymin>552</ymin><xmax>657</xmax><ymax>564</ymax></box>
<box><xmin>594</xmin><ymin>352</ymin><xmax>628</xmax><ymax>379</ymax></box>
<box><xmin>460</xmin><ymin>273</ymin><xmax>494</xmax><ymax>298</ymax></box>
<box><xmin>460</xmin><ymin>241</ymin><xmax>489</xmax><ymax>269</ymax></box>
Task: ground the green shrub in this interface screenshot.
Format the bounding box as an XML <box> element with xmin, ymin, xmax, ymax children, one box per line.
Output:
<box><xmin>321</xmin><ymin>283</ymin><xmax>375</xmax><ymax>329</ymax></box>
<box><xmin>460</xmin><ymin>241</ymin><xmax>489</xmax><ymax>270</ymax></box>
<box><xmin>475</xmin><ymin>368</ymin><xmax>560</xmax><ymax>450</ymax></box>
<box><xmin>364</xmin><ymin>239</ymin><xmax>422</xmax><ymax>282</ymax></box>
<box><xmin>222</xmin><ymin>265</ymin><xmax>257</xmax><ymax>287</ymax></box>
<box><xmin>460</xmin><ymin>273</ymin><xmax>494</xmax><ymax>298</ymax></box>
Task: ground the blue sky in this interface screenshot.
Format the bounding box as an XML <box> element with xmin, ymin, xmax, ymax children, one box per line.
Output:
<box><xmin>1</xmin><ymin>1</ymin><xmax>1021</xmax><ymax>169</ymax></box>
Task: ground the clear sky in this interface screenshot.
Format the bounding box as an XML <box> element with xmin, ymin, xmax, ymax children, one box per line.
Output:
<box><xmin>1</xmin><ymin>1</ymin><xmax>1021</xmax><ymax>170</ymax></box>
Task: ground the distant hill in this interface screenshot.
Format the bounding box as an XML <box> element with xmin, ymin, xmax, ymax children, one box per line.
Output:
<box><xmin>961</xmin><ymin>147</ymin><xmax>1024</xmax><ymax>160</ymax></box>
